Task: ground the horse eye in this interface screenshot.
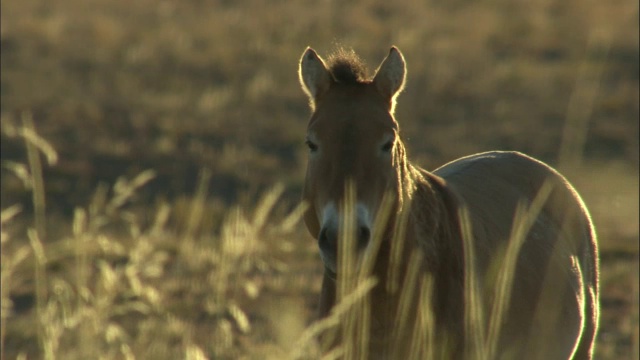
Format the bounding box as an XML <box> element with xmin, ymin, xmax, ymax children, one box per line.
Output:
<box><xmin>381</xmin><ymin>140</ymin><xmax>394</xmax><ymax>152</ymax></box>
<box><xmin>305</xmin><ymin>139</ymin><xmax>318</xmax><ymax>152</ymax></box>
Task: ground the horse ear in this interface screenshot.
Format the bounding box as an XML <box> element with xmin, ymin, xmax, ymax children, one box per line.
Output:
<box><xmin>299</xmin><ymin>47</ymin><xmax>332</xmax><ymax>107</ymax></box>
<box><xmin>373</xmin><ymin>47</ymin><xmax>406</xmax><ymax>106</ymax></box>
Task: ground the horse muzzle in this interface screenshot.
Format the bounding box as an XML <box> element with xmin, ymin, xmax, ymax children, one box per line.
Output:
<box><xmin>318</xmin><ymin>222</ymin><xmax>371</xmax><ymax>274</ymax></box>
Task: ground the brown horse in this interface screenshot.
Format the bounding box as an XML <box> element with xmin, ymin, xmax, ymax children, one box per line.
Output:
<box><xmin>298</xmin><ymin>46</ymin><xmax>599</xmax><ymax>359</ymax></box>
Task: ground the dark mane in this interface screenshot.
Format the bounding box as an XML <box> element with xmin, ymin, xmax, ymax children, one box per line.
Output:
<box><xmin>327</xmin><ymin>48</ymin><xmax>369</xmax><ymax>84</ymax></box>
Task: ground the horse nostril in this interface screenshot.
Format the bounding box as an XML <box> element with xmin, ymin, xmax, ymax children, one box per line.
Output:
<box><xmin>357</xmin><ymin>226</ymin><xmax>371</xmax><ymax>249</ymax></box>
<box><xmin>319</xmin><ymin>227</ymin><xmax>327</xmax><ymax>245</ymax></box>
<box><xmin>318</xmin><ymin>227</ymin><xmax>337</xmax><ymax>254</ymax></box>
<box><xmin>319</xmin><ymin>225</ymin><xmax>368</xmax><ymax>253</ymax></box>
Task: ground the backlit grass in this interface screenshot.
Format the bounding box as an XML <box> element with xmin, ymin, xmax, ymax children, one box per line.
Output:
<box><xmin>1</xmin><ymin>0</ymin><xmax>637</xmax><ymax>358</ymax></box>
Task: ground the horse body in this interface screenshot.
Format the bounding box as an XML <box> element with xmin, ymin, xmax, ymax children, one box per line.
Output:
<box><xmin>432</xmin><ymin>151</ymin><xmax>598</xmax><ymax>359</ymax></box>
<box><xmin>298</xmin><ymin>46</ymin><xmax>598</xmax><ymax>359</ymax></box>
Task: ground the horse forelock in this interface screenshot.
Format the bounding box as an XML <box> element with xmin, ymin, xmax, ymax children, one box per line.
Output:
<box><xmin>326</xmin><ymin>48</ymin><xmax>369</xmax><ymax>84</ymax></box>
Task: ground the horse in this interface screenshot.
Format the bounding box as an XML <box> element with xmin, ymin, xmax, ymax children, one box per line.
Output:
<box><xmin>298</xmin><ymin>46</ymin><xmax>599</xmax><ymax>359</ymax></box>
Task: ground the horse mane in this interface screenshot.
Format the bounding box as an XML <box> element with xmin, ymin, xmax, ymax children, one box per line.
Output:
<box><xmin>326</xmin><ymin>47</ymin><xmax>369</xmax><ymax>84</ymax></box>
<box><xmin>401</xmin><ymin>160</ymin><xmax>463</xmax><ymax>275</ymax></box>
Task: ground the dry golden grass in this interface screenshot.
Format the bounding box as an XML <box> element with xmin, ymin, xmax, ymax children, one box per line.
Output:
<box><xmin>1</xmin><ymin>0</ymin><xmax>638</xmax><ymax>358</ymax></box>
<box><xmin>2</xmin><ymin>120</ymin><xmax>636</xmax><ymax>359</ymax></box>
<box><xmin>1</xmin><ymin>130</ymin><xmax>314</xmax><ymax>359</ymax></box>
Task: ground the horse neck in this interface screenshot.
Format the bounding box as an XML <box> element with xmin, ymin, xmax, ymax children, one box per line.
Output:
<box><xmin>391</xmin><ymin>136</ymin><xmax>460</xmax><ymax>263</ymax></box>
<box><xmin>403</xmin><ymin>161</ymin><xmax>466</xmax><ymax>340</ymax></box>
<box><xmin>350</xmin><ymin>156</ymin><xmax>465</xmax><ymax>350</ymax></box>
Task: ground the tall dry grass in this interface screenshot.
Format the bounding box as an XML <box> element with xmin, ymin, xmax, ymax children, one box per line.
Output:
<box><xmin>1</xmin><ymin>120</ymin><xmax>313</xmax><ymax>359</ymax></box>
<box><xmin>1</xmin><ymin>0</ymin><xmax>637</xmax><ymax>357</ymax></box>
<box><xmin>1</xmin><ymin>93</ymin><xmax>637</xmax><ymax>359</ymax></box>
<box><xmin>0</xmin><ymin>115</ymin><xmax>578</xmax><ymax>359</ymax></box>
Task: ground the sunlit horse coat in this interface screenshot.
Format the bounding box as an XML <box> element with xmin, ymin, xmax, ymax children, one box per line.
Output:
<box><xmin>299</xmin><ymin>46</ymin><xmax>599</xmax><ymax>359</ymax></box>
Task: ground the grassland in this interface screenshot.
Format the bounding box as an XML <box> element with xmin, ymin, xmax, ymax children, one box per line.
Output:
<box><xmin>1</xmin><ymin>0</ymin><xmax>638</xmax><ymax>358</ymax></box>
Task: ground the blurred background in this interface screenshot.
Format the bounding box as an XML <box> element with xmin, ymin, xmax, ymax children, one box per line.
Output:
<box><xmin>1</xmin><ymin>0</ymin><xmax>638</xmax><ymax>358</ymax></box>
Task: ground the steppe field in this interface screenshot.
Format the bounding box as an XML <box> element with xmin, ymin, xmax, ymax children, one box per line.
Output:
<box><xmin>1</xmin><ymin>0</ymin><xmax>638</xmax><ymax>358</ymax></box>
